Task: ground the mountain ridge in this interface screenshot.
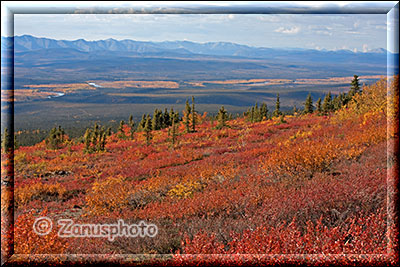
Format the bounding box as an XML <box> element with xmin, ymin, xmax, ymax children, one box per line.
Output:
<box><xmin>2</xmin><ymin>34</ymin><xmax>391</xmax><ymax>57</ymax></box>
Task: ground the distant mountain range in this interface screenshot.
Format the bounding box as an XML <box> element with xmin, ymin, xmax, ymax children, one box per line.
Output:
<box><xmin>1</xmin><ymin>35</ymin><xmax>396</xmax><ymax>65</ymax></box>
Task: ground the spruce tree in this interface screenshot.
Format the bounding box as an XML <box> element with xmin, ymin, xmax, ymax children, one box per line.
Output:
<box><xmin>99</xmin><ymin>131</ymin><xmax>107</xmax><ymax>151</ymax></box>
<box><xmin>152</xmin><ymin>109</ymin><xmax>160</xmax><ymax>131</ymax></box>
<box><xmin>118</xmin><ymin>120</ymin><xmax>125</xmax><ymax>139</ymax></box>
<box><xmin>92</xmin><ymin>123</ymin><xmax>99</xmax><ymax>146</ymax></box>
<box><xmin>1</xmin><ymin>128</ymin><xmax>12</xmax><ymax>153</ymax></box>
<box><xmin>254</xmin><ymin>102</ymin><xmax>260</xmax><ymax>122</ymax></box>
<box><xmin>14</xmin><ymin>134</ymin><xmax>19</xmax><ymax>150</ymax></box>
<box><xmin>173</xmin><ymin>112</ymin><xmax>180</xmax><ymax>124</ymax></box>
<box><xmin>144</xmin><ymin>116</ymin><xmax>152</xmax><ymax>146</ymax></box>
<box><xmin>169</xmin><ymin>108</ymin><xmax>176</xmax><ymax>124</ymax></box>
<box><xmin>129</xmin><ymin>115</ymin><xmax>133</xmax><ymax>127</ymax></box>
<box><xmin>84</xmin><ymin>124</ymin><xmax>107</xmax><ymax>153</ymax></box>
<box><xmin>346</xmin><ymin>75</ymin><xmax>360</xmax><ymax>104</ymax></box>
<box><xmin>304</xmin><ymin>93</ymin><xmax>314</xmax><ymax>114</ymax></box>
<box><xmin>185</xmin><ymin>100</ymin><xmax>191</xmax><ymax>133</ymax></box>
<box><xmin>128</xmin><ymin>115</ymin><xmax>135</xmax><ymax>140</ymax></box>
<box><xmin>322</xmin><ymin>92</ymin><xmax>333</xmax><ymax>113</ymax></box>
<box><xmin>339</xmin><ymin>93</ymin><xmax>346</xmax><ymax>107</ymax></box>
<box><xmin>250</xmin><ymin>107</ymin><xmax>255</xmax><ymax>123</ymax></box>
<box><xmin>332</xmin><ymin>95</ymin><xmax>341</xmax><ymax>111</ymax></box>
<box><xmin>191</xmin><ymin>96</ymin><xmax>196</xmax><ymax>132</ymax></box>
<box><xmin>170</xmin><ymin>119</ymin><xmax>177</xmax><ymax>147</ymax></box>
<box><xmin>139</xmin><ymin>114</ymin><xmax>147</xmax><ymax>131</ymax></box>
<box><xmin>170</xmin><ymin>109</ymin><xmax>180</xmax><ymax>124</ymax></box>
<box><xmin>260</xmin><ymin>103</ymin><xmax>268</xmax><ymax>120</ymax></box>
<box><xmin>350</xmin><ymin>75</ymin><xmax>360</xmax><ymax>95</ymax></box>
<box><xmin>273</xmin><ymin>93</ymin><xmax>282</xmax><ymax>117</ymax></box>
<box><xmin>316</xmin><ymin>97</ymin><xmax>322</xmax><ymax>114</ymax></box>
<box><xmin>163</xmin><ymin>108</ymin><xmax>170</xmax><ymax>127</ymax></box>
<box><xmin>84</xmin><ymin>128</ymin><xmax>92</xmax><ymax>152</ymax></box>
<box><xmin>58</xmin><ymin>125</ymin><xmax>65</xmax><ymax>143</ymax></box>
<box><xmin>217</xmin><ymin>106</ymin><xmax>228</xmax><ymax>129</ymax></box>
<box><xmin>45</xmin><ymin>126</ymin><xmax>65</xmax><ymax>149</ymax></box>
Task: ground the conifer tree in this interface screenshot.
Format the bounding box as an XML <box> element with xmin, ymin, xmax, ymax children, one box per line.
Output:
<box><xmin>260</xmin><ymin>102</ymin><xmax>268</xmax><ymax>120</ymax></box>
<box><xmin>350</xmin><ymin>75</ymin><xmax>360</xmax><ymax>95</ymax></box>
<box><xmin>92</xmin><ymin>123</ymin><xmax>99</xmax><ymax>146</ymax></box>
<box><xmin>118</xmin><ymin>120</ymin><xmax>125</xmax><ymax>139</ymax></box>
<box><xmin>138</xmin><ymin>114</ymin><xmax>147</xmax><ymax>131</ymax></box>
<box><xmin>1</xmin><ymin>128</ymin><xmax>12</xmax><ymax>153</ymax></box>
<box><xmin>45</xmin><ymin>126</ymin><xmax>65</xmax><ymax>149</ymax></box>
<box><xmin>217</xmin><ymin>106</ymin><xmax>228</xmax><ymax>129</ymax></box>
<box><xmin>345</xmin><ymin>75</ymin><xmax>361</xmax><ymax>104</ymax></box>
<box><xmin>144</xmin><ymin>116</ymin><xmax>152</xmax><ymax>146</ymax></box>
<box><xmin>254</xmin><ymin>102</ymin><xmax>260</xmax><ymax>122</ymax></box>
<box><xmin>163</xmin><ymin>108</ymin><xmax>170</xmax><ymax>128</ymax></box>
<box><xmin>128</xmin><ymin>115</ymin><xmax>135</xmax><ymax>140</ymax></box>
<box><xmin>84</xmin><ymin>128</ymin><xmax>92</xmax><ymax>152</ymax></box>
<box><xmin>170</xmin><ymin>108</ymin><xmax>176</xmax><ymax>124</ymax></box>
<box><xmin>129</xmin><ymin>115</ymin><xmax>133</xmax><ymax>127</ymax></box>
<box><xmin>84</xmin><ymin>124</ymin><xmax>107</xmax><ymax>153</ymax></box>
<box><xmin>273</xmin><ymin>93</ymin><xmax>282</xmax><ymax>117</ymax></box>
<box><xmin>191</xmin><ymin>96</ymin><xmax>196</xmax><ymax>132</ymax></box>
<box><xmin>173</xmin><ymin>112</ymin><xmax>180</xmax><ymax>124</ymax></box>
<box><xmin>184</xmin><ymin>100</ymin><xmax>191</xmax><ymax>133</ymax></box>
<box><xmin>152</xmin><ymin>109</ymin><xmax>160</xmax><ymax>131</ymax></box>
<box><xmin>99</xmin><ymin>131</ymin><xmax>106</xmax><ymax>151</ymax></box>
<box><xmin>58</xmin><ymin>125</ymin><xmax>65</xmax><ymax>143</ymax></box>
<box><xmin>14</xmin><ymin>134</ymin><xmax>19</xmax><ymax>150</ymax></box>
<box><xmin>316</xmin><ymin>97</ymin><xmax>322</xmax><ymax>114</ymax></box>
<box><xmin>250</xmin><ymin>107</ymin><xmax>255</xmax><ymax>122</ymax></box>
<box><xmin>304</xmin><ymin>93</ymin><xmax>314</xmax><ymax>114</ymax></box>
<box><xmin>332</xmin><ymin>95</ymin><xmax>342</xmax><ymax>111</ymax></box>
<box><xmin>322</xmin><ymin>92</ymin><xmax>333</xmax><ymax>113</ymax></box>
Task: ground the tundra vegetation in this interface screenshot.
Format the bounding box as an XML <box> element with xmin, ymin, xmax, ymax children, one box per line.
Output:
<box><xmin>1</xmin><ymin>75</ymin><xmax>398</xmax><ymax>265</ymax></box>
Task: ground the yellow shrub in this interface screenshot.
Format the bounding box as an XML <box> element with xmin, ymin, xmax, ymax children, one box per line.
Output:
<box><xmin>16</xmin><ymin>182</ymin><xmax>66</xmax><ymax>206</ymax></box>
<box><xmin>167</xmin><ymin>181</ymin><xmax>204</xmax><ymax>199</ymax></box>
<box><xmin>85</xmin><ymin>176</ymin><xmax>132</xmax><ymax>215</ymax></box>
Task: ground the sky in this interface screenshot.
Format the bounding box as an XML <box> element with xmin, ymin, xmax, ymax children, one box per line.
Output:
<box><xmin>4</xmin><ymin>2</ymin><xmax>398</xmax><ymax>52</ymax></box>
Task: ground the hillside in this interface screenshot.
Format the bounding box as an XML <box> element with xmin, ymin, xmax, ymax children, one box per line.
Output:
<box><xmin>1</xmin><ymin>76</ymin><xmax>398</xmax><ymax>265</ymax></box>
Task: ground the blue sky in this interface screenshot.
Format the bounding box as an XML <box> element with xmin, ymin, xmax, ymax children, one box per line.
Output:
<box><xmin>5</xmin><ymin>2</ymin><xmax>398</xmax><ymax>52</ymax></box>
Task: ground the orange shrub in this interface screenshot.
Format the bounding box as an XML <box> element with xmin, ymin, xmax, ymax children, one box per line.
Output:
<box><xmin>16</xmin><ymin>182</ymin><xmax>67</xmax><ymax>207</ymax></box>
<box><xmin>15</xmin><ymin>209</ymin><xmax>69</xmax><ymax>254</ymax></box>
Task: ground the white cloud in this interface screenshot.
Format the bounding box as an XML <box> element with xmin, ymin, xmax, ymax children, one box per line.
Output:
<box><xmin>274</xmin><ymin>26</ymin><xmax>300</xmax><ymax>34</ymax></box>
<box><xmin>13</xmin><ymin>13</ymin><xmax>387</xmax><ymax>52</ymax></box>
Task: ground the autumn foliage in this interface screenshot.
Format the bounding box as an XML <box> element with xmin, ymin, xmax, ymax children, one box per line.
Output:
<box><xmin>2</xmin><ymin>76</ymin><xmax>398</xmax><ymax>265</ymax></box>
